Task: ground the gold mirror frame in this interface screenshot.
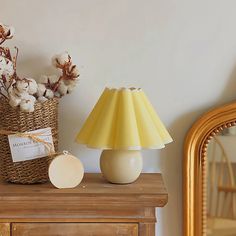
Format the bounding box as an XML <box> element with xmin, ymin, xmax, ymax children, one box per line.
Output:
<box><xmin>183</xmin><ymin>102</ymin><xmax>236</xmax><ymax>236</ymax></box>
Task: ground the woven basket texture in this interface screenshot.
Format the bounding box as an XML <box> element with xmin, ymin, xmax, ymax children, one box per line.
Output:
<box><xmin>0</xmin><ymin>98</ymin><xmax>59</xmax><ymax>184</ymax></box>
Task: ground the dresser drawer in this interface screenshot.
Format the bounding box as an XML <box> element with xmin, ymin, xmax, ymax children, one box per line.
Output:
<box><xmin>11</xmin><ymin>223</ymin><xmax>138</xmax><ymax>236</ymax></box>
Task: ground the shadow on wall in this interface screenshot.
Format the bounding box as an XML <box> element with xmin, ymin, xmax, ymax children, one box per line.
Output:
<box><xmin>58</xmin><ymin>94</ymin><xmax>85</xmax><ymax>150</ymax></box>
<box><xmin>57</xmin><ymin>91</ymin><xmax>101</xmax><ymax>172</ymax></box>
<box><xmin>159</xmin><ymin>65</ymin><xmax>236</xmax><ymax>236</ymax></box>
<box><xmin>159</xmin><ymin>108</ymin><xmax>209</xmax><ymax>236</ymax></box>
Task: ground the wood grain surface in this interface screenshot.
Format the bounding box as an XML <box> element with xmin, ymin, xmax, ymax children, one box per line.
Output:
<box><xmin>0</xmin><ymin>223</ymin><xmax>10</xmax><ymax>236</ymax></box>
<box><xmin>0</xmin><ymin>173</ymin><xmax>168</xmax><ymax>236</ymax></box>
<box><xmin>0</xmin><ymin>173</ymin><xmax>168</xmax><ymax>222</ymax></box>
<box><xmin>12</xmin><ymin>223</ymin><xmax>138</xmax><ymax>236</ymax></box>
<box><xmin>0</xmin><ymin>173</ymin><xmax>167</xmax><ymax>196</ymax></box>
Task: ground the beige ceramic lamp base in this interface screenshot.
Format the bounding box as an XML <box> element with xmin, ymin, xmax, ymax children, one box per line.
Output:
<box><xmin>100</xmin><ymin>150</ymin><xmax>143</xmax><ymax>184</ymax></box>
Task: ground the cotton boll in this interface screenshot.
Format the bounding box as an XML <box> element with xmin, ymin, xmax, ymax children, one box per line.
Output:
<box><xmin>52</xmin><ymin>52</ymin><xmax>70</xmax><ymax>67</ymax></box>
<box><xmin>39</xmin><ymin>75</ymin><xmax>59</xmax><ymax>85</ymax></box>
<box><xmin>9</xmin><ymin>97</ymin><xmax>20</xmax><ymax>107</ymax></box>
<box><xmin>0</xmin><ymin>23</ymin><xmax>15</xmax><ymax>39</ymax></box>
<box><xmin>67</xmin><ymin>84</ymin><xmax>76</xmax><ymax>94</ymax></box>
<box><xmin>9</xmin><ymin>91</ymin><xmax>36</xmax><ymax>112</ymax></box>
<box><xmin>57</xmin><ymin>81</ymin><xmax>68</xmax><ymax>96</ymax></box>
<box><xmin>45</xmin><ymin>89</ymin><xmax>54</xmax><ymax>99</ymax></box>
<box><xmin>13</xmin><ymin>89</ymin><xmax>28</xmax><ymax>99</ymax></box>
<box><xmin>28</xmin><ymin>104</ymin><xmax>35</xmax><ymax>112</ymax></box>
<box><xmin>18</xmin><ymin>92</ymin><xmax>35</xmax><ymax>102</ymax></box>
<box><xmin>39</xmin><ymin>75</ymin><xmax>49</xmax><ymax>84</ymax></box>
<box><xmin>0</xmin><ymin>56</ymin><xmax>7</xmax><ymax>76</ymax></box>
<box><xmin>65</xmin><ymin>79</ymin><xmax>77</xmax><ymax>86</ymax></box>
<box><xmin>54</xmin><ymin>91</ymin><xmax>61</xmax><ymax>98</ymax></box>
<box><xmin>5</xmin><ymin>78</ymin><xmax>15</xmax><ymax>89</ymax></box>
<box><xmin>38</xmin><ymin>96</ymin><xmax>48</xmax><ymax>103</ymax></box>
<box><xmin>48</xmin><ymin>75</ymin><xmax>59</xmax><ymax>84</ymax></box>
<box><xmin>19</xmin><ymin>101</ymin><xmax>29</xmax><ymax>112</ymax></box>
<box><xmin>19</xmin><ymin>92</ymin><xmax>31</xmax><ymax>100</ymax></box>
<box><xmin>24</xmin><ymin>94</ymin><xmax>36</xmax><ymax>105</ymax></box>
<box><xmin>10</xmin><ymin>85</ymin><xmax>27</xmax><ymax>99</ymax></box>
<box><xmin>66</xmin><ymin>80</ymin><xmax>77</xmax><ymax>94</ymax></box>
<box><xmin>51</xmin><ymin>56</ymin><xmax>59</xmax><ymax>68</ymax></box>
<box><xmin>8</xmin><ymin>87</ymin><xmax>17</xmax><ymax>97</ymax></box>
<box><xmin>9</xmin><ymin>94</ymin><xmax>21</xmax><ymax>107</ymax></box>
<box><xmin>57</xmin><ymin>52</ymin><xmax>70</xmax><ymax>65</ymax></box>
<box><xmin>28</xmin><ymin>94</ymin><xmax>36</xmax><ymax>103</ymax></box>
<box><xmin>37</xmin><ymin>83</ymin><xmax>46</xmax><ymax>97</ymax></box>
<box><xmin>20</xmin><ymin>100</ymin><xmax>33</xmax><ymax>112</ymax></box>
<box><xmin>57</xmin><ymin>79</ymin><xmax>77</xmax><ymax>95</ymax></box>
<box><xmin>27</xmin><ymin>78</ymin><xmax>38</xmax><ymax>95</ymax></box>
<box><xmin>3</xmin><ymin>59</ymin><xmax>14</xmax><ymax>77</ymax></box>
<box><xmin>0</xmin><ymin>56</ymin><xmax>6</xmax><ymax>68</ymax></box>
<box><xmin>69</xmin><ymin>65</ymin><xmax>79</xmax><ymax>77</ymax></box>
<box><xmin>15</xmin><ymin>80</ymin><xmax>29</xmax><ymax>93</ymax></box>
<box><xmin>20</xmin><ymin>95</ymin><xmax>36</xmax><ymax>112</ymax></box>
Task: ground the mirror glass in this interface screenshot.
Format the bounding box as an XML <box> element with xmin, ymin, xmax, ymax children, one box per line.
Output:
<box><xmin>207</xmin><ymin>126</ymin><xmax>236</xmax><ymax>236</ymax></box>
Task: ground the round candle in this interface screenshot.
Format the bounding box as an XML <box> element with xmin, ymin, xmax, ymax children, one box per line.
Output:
<box><xmin>49</xmin><ymin>152</ymin><xmax>84</xmax><ymax>189</ymax></box>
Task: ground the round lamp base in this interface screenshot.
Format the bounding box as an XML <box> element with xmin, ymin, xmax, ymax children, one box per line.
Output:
<box><xmin>100</xmin><ymin>150</ymin><xmax>143</xmax><ymax>184</ymax></box>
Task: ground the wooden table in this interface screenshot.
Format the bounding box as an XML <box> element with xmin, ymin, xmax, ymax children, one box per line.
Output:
<box><xmin>0</xmin><ymin>173</ymin><xmax>168</xmax><ymax>236</ymax></box>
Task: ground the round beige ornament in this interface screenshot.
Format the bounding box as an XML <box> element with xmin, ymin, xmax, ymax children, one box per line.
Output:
<box><xmin>49</xmin><ymin>151</ymin><xmax>84</xmax><ymax>189</ymax></box>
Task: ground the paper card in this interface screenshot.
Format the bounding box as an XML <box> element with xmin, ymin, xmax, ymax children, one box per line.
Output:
<box><xmin>8</xmin><ymin>127</ymin><xmax>54</xmax><ymax>162</ymax></box>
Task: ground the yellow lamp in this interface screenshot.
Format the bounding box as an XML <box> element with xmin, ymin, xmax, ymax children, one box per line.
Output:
<box><xmin>76</xmin><ymin>87</ymin><xmax>172</xmax><ymax>184</ymax></box>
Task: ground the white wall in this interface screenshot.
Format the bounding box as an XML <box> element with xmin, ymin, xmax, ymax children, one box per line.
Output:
<box><xmin>2</xmin><ymin>1</ymin><xmax>236</xmax><ymax>235</ymax></box>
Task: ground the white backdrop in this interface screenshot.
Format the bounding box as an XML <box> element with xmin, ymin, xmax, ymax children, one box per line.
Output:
<box><xmin>2</xmin><ymin>1</ymin><xmax>236</xmax><ymax>235</ymax></box>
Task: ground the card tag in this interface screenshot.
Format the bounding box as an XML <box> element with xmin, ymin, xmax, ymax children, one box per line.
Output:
<box><xmin>8</xmin><ymin>127</ymin><xmax>54</xmax><ymax>162</ymax></box>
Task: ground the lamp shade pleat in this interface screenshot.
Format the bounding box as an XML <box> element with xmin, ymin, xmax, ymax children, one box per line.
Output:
<box><xmin>76</xmin><ymin>87</ymin><xmax>173</xmax><ymax>150</ymax></box>
<box><xmin>132</xmin><ymin>90</ymin><xmax>166</xmax><ymax>148</ymax></box>
<box><xmin>114</xmin><ymin>89</ymin><xmax>140</xmax><ymax>149</ymax></box>
<box><xmin>140</xmin><ymin>91</ymin><xmax>173</xmax><ymax>145</ymax></box>
<box><xmin>86</xmin><ymin>88</ymin><xmax>119</xmax><ymax>148</ymax></box>
<box><xmin>75</xmin><ymin>88</ymin><xmax>110</xmax><ymax>144</ymax></box>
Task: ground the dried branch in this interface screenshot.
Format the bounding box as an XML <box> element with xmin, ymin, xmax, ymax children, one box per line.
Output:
<box><xmin>0</xmin><ymin>80</ymin><xmax>6</xmax><ymax>90</ymax></box>
<box><xmin>13</xmin><ymin>47</ymin><xmax>18</xmax><ymax>70</ymax></box>
<box><xmin>0</xmin><ymin>91</ymin><xmax>8</xmax><ymax>100</ymax></box>
<box><xmin>0</xmin><ymin>80</ymin><xmax>8</xmax><ymax>100</ymax></box>
<box><xmin>52</xmin><ymin>75</ymin><xmax>63</xmax><ymax>92</ymax></box>
<box><xmin>0</xmin><ymin>38</ymin><xmax>6</xmax><ymax>46</ymax></box>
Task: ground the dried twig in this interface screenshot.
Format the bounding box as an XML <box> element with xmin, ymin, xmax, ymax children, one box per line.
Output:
<box><xmin>0</xmin><ymin>91</ymin><xmax>8</xmax><ymax>100</ymax></box>
<box><xmin>13</xmin><ymin>47</ymin><xmax>18</xmax><ymax>70</ymax></box>
<box><xmin>0</xmin><ymin>80</ymin><xmax>7</xmax><ymax>92</ymax></box>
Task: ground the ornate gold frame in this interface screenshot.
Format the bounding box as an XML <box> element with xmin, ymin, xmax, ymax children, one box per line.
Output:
<box><xmin>183</xmin><ymin>101</ymin><xmax>236</xmax><ymax>236</ymax></box>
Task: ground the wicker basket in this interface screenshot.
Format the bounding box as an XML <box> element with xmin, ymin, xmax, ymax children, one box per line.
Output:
<box><xmin>0</xmin><ymin>98</ymin><xmax>59</xmax><ymax>184</ymax></box>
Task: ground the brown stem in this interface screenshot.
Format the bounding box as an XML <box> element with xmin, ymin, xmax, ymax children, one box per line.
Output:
<box><xmin>0</xmin><ymin>38</ymin><xmax>6</xmax><ymax>46</ymax></box>
<box><xmin>0</xmin><ymin>80</ymin><xmax>7</xmax><ymax>92</ymax></box>
<box><xmin>13</xmin><ymin>47</ymin><xmax>18</xmax><ymax>71</ymax></box>
<box><xmin>52</xmin><ymin>75</ymin><xmax>64</xmax><ymax>92</ymax></box>
<box><xmin>0</xmin><ymin>47</ymin><xmax>12</xmax><ymax>61</ymax></box>
<box><xmin>6</xmin><ymin>74</ymin><xmax>16</xmax><ymax>92</ymax></box>
<box><xmin>5</xmin><ymin>48</ymin><xmax>12</xmax><ymax>61</ymax></box>
<box><xmin>0</xmin><ymin>91</ymin><xmax>9</xmax><ymax>100</ymax></box>
<box><xmin>0</xmin><ymin>47</ymin><xmax>6</xmax><ymax>56</ymax></box>
<box><xmin>0</xmin><ymin>88</ymin><xmax>9</xmax><ymax>100</ymax></box>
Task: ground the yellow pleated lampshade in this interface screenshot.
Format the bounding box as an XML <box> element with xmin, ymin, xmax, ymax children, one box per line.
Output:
<box><xmin>76</xmin><ymin>87</ymin><xmax>173</xmax><ymax>150</ymax></box>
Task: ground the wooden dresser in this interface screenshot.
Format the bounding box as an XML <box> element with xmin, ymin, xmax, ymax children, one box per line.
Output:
<box><xmin>0</xmin><ymin>173</ymin><xmax>168</xmax><ymax>236</ymax></box>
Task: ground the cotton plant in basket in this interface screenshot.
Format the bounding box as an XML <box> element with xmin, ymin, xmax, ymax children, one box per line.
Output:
<box><xmin>0</xmin><ymin>23</ymin><xmax>80</xmax><ymax>112</ymax></box>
